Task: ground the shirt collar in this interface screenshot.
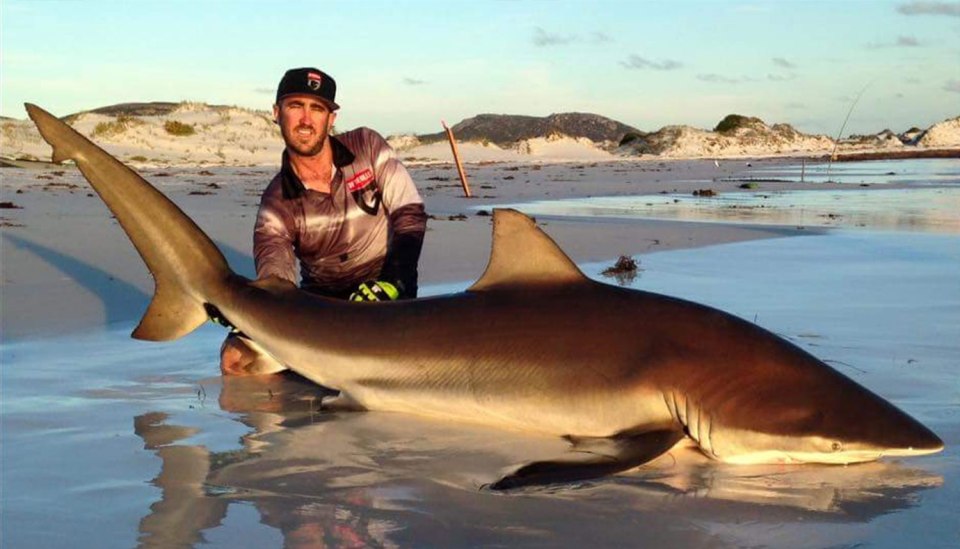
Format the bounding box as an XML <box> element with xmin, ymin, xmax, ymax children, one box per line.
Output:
<box><xmin>280</xmin><ymin>135</ymin><xmax>356</xmax><ymax>200</ymax></box>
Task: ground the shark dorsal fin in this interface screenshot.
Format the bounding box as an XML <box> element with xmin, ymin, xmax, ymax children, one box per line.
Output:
<box><xmin>467</xmin><ymin>209</ymin><xmax>588</xmax><ymax>292</ymax></box>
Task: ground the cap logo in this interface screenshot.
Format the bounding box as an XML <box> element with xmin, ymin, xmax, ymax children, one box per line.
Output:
<box><xmin>307</xmin><ymin>72</ymin><xmax>322</xmax><ymax>91</ymax></box>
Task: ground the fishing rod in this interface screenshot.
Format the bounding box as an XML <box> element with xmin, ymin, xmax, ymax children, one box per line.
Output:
<box><xmin>826</xmin><ymin>80</ymin><xmax>874</xmax><ymax>182</ymax></box>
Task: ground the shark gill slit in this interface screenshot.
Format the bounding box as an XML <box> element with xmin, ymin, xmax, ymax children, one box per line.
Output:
<box><xmin>664</xmin><ymin>390</ymin><xmax>686</xmax><ymax>432</ymax></box>
<box><xmin>663</xmin><ymin>389</ymin><xmax>719</xmax><ymax>459</ymax></box>
<box><xmin>705</xmin><ymin>413</ymin><xmax>717</xmax><ymax>458</ymax></box>
<box><xmin>663</xmin><ymin>391</ymin><xmax>678</xmax><ymax>426</ymax></box>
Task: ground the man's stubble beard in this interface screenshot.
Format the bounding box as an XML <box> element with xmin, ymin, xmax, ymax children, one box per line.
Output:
<box><xmin>283</xmin><ymin>126</ymin><xmax>328</xmax><ymax>158</ymax></box>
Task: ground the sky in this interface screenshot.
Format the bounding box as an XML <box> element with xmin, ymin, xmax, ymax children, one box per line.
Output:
<box><xmin>2</xmin><ymin>0</ymin><xmax>958</xmax><ymax>137</ymax></box>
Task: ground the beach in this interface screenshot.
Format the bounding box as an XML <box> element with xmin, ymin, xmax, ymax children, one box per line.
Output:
<box><xmin>5</xmin><ymin>0</ymin><xmax>960</xmax><ymax>543</ymax></box>
<box><xmin>1</xmin><ymin>156</ymin><xmax>958</xmax><ymax>547</ymax></box>
<box><xmin>1</xmin><ymin>157</ymin><xmax>827</xmax><ymax>339</ymax></box>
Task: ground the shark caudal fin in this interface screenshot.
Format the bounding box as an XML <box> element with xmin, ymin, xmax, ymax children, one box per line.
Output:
<box><xmin>25</xmin><ymin>103</ymin><xmax>232</xmax><ymax>341</ymax></box>
<box><xmin>467</xmin><ymin>209</ymin><xmax>588</xmax><ymax>292</ymax></box>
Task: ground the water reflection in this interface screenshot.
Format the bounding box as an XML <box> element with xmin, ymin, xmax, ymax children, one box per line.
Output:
<box><xmin>134</xmin><ymin>373</ymin><xmax>944</xmax><ymax>547</ymax></box>
<box><xmin>499</xmin><ymin>188</ymin><xmax>960</xmax><ymax>233</ymax></box>
<box><xmin>744</xmin><ymin>158</ymin><xmax>960</xmax><ymax>186</ymax></box>
<box><xmin>610</xmin><ymin>452</ymin><xmax>943</xmax><ymax>518</ymax></box>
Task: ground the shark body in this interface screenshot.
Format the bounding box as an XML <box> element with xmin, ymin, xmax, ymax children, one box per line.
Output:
<box><xmin>26</xmin><ymin>103</ymin><xmax>942</xmax><ymax>488</ymax></box>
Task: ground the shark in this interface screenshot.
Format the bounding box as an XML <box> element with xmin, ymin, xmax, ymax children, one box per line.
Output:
<box><xmin>25</xmin><ymin>103</ymin><xmax>943</xmax><ymax>489</ymax></box>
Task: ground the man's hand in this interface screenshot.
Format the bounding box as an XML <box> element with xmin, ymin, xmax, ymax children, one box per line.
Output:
<box><xmin>350</xmin><ymin>280</ymin><xmax>401</xmax><ymax>302</ymax></box>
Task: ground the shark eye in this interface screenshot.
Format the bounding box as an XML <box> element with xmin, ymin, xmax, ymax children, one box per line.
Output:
<box><xmin>831</xmin><ymin>441</ymin><xmax>843</xmax><ymax>452</ymax></box>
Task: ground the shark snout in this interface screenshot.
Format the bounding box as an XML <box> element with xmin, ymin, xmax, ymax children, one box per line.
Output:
<box><xmin>865</xmin><ymin>408</ymin><xmax>944</xmax><ymax>457</ymax></box>
<box><xmin>890</xmin><ymin>426</ymin><xmax>944</xmax><ymax>455</ymax></box>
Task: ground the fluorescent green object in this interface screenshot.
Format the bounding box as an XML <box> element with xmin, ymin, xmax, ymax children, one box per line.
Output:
<box><xmin>350</xmin><ymin>280</ymin><xmax>400</xmax><ymax>302</ymax></box>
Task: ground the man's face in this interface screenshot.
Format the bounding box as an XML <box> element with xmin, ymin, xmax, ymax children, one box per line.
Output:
<box><xmin>274</xmin><ymin>95</ymin><xmax>338</xmax><ymax>157</ymax></box>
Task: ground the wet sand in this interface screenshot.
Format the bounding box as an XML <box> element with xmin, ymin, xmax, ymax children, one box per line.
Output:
<box><xmin>1</xmin><ymin>158</ymin><xmax>958</xmax><ymax>547</ymax></box>
<box><xmin>2</xmin><ymin>157</ymin><xmax>816</xmax><ymax>340</ymax></box>
<box><xmin>2</xmin><ymin>230</ymin><xmax>957</xmax><ymax>548</ymax></box>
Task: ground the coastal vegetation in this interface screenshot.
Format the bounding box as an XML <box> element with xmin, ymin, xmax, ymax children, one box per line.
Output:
<box><xmin>92</xmin><ymin>115</ymin><xmax>143</xmax><ymax>138</ymax></box>
<box><xmin>163</xmin><ymin>120</ymin><xmax>196</xmax><ymax>136</ymax></box>
<box><xmin>714</xmin><ymin>114</ymin><xmax>761</xmax><ymax>134</ymax></box>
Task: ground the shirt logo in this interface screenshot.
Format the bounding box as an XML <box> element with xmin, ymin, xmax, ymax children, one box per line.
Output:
<box><xmin>307</xmin><ymin>72</ymin><xmax>322</xmax><ymax>91</ymax></box>
<box><xmin>346</xmin><ymin>169</ymin><xmax>374</xmax><ymax>193</ymax></box>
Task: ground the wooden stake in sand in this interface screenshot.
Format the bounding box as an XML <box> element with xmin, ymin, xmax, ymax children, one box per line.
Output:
<box><xmin>442</xmin><ymin>120</ymin><xmax>472</xmax><ymax>198</ymax></box>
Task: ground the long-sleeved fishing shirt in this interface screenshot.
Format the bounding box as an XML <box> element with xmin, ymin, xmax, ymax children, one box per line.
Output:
<box><xmin>253</xmin><ymin>127</ymin><xmax>427</xmax><ymax>299</ymax></box>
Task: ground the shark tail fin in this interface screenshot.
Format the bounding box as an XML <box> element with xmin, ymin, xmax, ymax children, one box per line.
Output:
<box><xmin>132</xmin><ymin>283</ymin><xmax>211</xmax><ymax>341</ymax></box>
<box><xmin>25</xmin><ymin>103</ymin><xmax>232</xmax><ymax>342</ymax></box>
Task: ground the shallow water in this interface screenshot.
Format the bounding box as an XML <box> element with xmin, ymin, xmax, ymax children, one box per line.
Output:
<box><xmin>496</xmin><ymin>159</ymin><xmax>960</xmax><ymax>234</ymax></box>
<box><xmin>500</xmin><ymin>188</ymin><xmax>960</xmax><ymax>233</ymax></box>
<box><xmin>493</xmin><ymin>159</ymin><xmax>960</xmax><ymax>233</ymax></box>
<box><xmin>2</xmin><ymin>229</ymin><xmax>958</xmax><ymax>548</ymax></box>
<box><xmin>743</xmin><ymin>158</ymin><xmax>960</xmax><ymax>186</ymax></box>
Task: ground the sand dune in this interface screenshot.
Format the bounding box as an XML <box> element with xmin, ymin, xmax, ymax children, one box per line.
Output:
<box><xmin>918</xmin><ymin>116</ymin><xmax>960</xmax><ymax>148</ymax></box>
<box><xmin>2</xmin><ymin>103</ymin><xmax>957</xmax><ymax>167</ymax></box>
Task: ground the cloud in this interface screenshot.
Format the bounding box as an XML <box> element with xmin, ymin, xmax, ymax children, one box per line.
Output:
<box><xmin>620</xmin><ymin>55</ymin><xmax>683</xmax><ymax>70</ymax></box>
<box><xmin>533</xmin><ymin>27</ymin><xmax>577</xmax><ymax>47</ymax></box>
<box><xmin>697</xmin><ymin>73</ymin><xmax>744</xmax><ymax>84</ymax></box>
<box><xmin>944</xmin><ymin>79</ymin><xmax>960</xmax><ymax>92</ymax></box>
<box><xmin>767</xmin><ymin>73</ymin><xmax>797</xmax><ymax>82</ymax></box>
<box><xmin>867</xmin><ymin>35</ymin><xmax>923</xmax><ymax>48</ymax></box>
<box><xmin>897</xmin><ymin>1</ymin><xmax>960</xmax><ymax>17</ymax></box>
<box><xmin>591</xmin><ymin>31</ymin><xmax>614</xmax><ymax>44</ymax></box>
<box><xmin>402</xmin><ymin>77</ymin><xmax>426</xmax><ymax>86</ymax></box>
<box><xmin>772</xmin><ymin>57</ymin><xmax>796</xmax><ymax>69</ymax></box>
<box><xmin>532</xmin><ymin>28</ymin><xmax>612</xmax><ymax>46</ymax></box>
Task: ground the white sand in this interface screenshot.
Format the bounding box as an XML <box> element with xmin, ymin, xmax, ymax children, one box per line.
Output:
<box><xmin>2</xmin><ymin>103</ymin><xmax>283</xmax><ymax>167</ymax></box>
<box><xmin>919</xmin><ymin>116</ymin><xmax>960</xmax><ymax>147</ymax></box>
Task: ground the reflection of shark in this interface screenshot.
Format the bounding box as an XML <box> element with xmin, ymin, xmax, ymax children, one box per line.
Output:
<box><xmin>611</xmin><ymin>448</ymin><xmax>944</xmax><ymax>517</ymax></box>
<box><xmin>131</xmin><ymin>375</ymin><xmax>944</xmax><ymax>548</ymax></box>
<box><xmin>28</xmin><ymin>103</ymin><xmax>942</xmax><ymax>489</ymax></box>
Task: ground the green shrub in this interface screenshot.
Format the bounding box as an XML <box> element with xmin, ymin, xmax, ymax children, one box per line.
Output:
<box><xmin>92</xmin><ymin>114</ymin><xmax>143</xmax><ymax>137</ymax></box>
<box><xmin>619</xmin><ymin>132</ymin><xmax>645</xmax><ymax>146</ymax></box>
<box><xmin>714</xmin><ymin>114</ymin><xmax>753</xmax><ymax>134</ymax></box>
<box><xmin>164</xmin><ymin>120</ymin><xmax>196</xmax><ymax>136</ymax></box>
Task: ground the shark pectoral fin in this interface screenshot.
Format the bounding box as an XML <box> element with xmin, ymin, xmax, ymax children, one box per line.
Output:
<box><xmin>250</xmin><ymin>276</ymin><xmax>298</xmax><ymax>295</ymax></box>
<box><xmin>487</xmin><ymin>429</ymin><xmax>685</xmax><ymax>491</ymax></box>
<box><xmin>133</xmin><ymin>283</ymin><xmax>209</xmax><ymax>341</ymax></box>
<box><xmin>320</xmin><ymin>392</ymin><xmax>367</xmax><ymax>412</ymax></box>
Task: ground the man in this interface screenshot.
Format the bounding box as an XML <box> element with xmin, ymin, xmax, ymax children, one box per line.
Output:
<box><xmin>220</xmin><ymin>67</ymin><xmax>427</xmax><ymax>375</ymax></box>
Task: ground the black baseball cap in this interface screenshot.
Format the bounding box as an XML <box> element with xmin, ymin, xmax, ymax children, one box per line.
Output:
<box><xmin>276</xmin><ymin>67</ymin><xmax>339</xmax><ymax>110</ymax></box>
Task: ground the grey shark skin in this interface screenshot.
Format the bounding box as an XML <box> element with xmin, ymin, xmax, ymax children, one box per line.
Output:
<box><xmin>26</xmin><ymin>103</ymin><xmax>943</xmax><ymax>489</ymax></box>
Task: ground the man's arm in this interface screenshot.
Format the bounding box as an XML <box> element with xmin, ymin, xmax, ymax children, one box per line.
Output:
<box><xmin>364</xmin><ymin>128</ymin><xmax>427</xmax><ymax>297</ymax></box>
<box><xmin>253</xmin><ymin>195</ymin><xmax>299</xmax><ymax>285</ymax></box>
<box><xmin>381</xmin><ymin>204</ymin><xmax>426</xmax><ymax>297</ymax></box>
